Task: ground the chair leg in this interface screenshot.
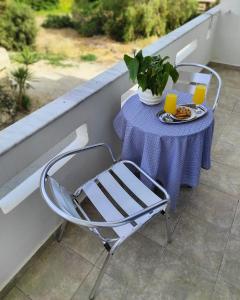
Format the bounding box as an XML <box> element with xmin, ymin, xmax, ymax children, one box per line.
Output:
<box><xmin>89</xmin><ymin>252</ymin><xmax>112</xmax><ymax>300</ymax></box>
<box><xmin>56</xmin><ymin>221</ymin><xmax>68</xmax><ymax>242</ymax></box>
<box><xmin>164</xmin><ymin>212</ymin><xmax>172</xmax><ymax>243</ymax></box>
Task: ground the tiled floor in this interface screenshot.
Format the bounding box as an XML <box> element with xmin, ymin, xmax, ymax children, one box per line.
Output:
<box><xmin>3</xmin><ymin>64</ymin><xmax>240</xmax><ymax>300</ymax></box>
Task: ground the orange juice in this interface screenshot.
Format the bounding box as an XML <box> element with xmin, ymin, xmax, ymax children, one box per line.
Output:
<box><xmin>193</xmin><ymin>85</ymin><xmax>206</xmax><ymax>105</ymax></box>
<box><xmin>164</xmin><ymin>93</ymin><xmax>177</xmax><ymax>115</ymax></box>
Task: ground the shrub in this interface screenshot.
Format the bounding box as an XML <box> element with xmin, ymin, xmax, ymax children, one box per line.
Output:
<box><xmin>72</xmin><ymin>0</ymin><xmax>105</xmax><ymax>36</ymax></box>
<box><xmin>11</xmin><ymin>66</ymin><xmax>33</xmax><ymax>110</ymax></box>
<box><xmin>42</xmin><ymin>14</ymin><xmax>74</xmax><ymax>29</ymax></box>
<box><xmin>73</xmin><ymin>0</ymin><xmax>168</xmax><ymax>42</ymax></box>
<box><xmin>166</xmin><ymin>0</ymin><xmax>198</xmax><ymax>32</ymax></box>
<box><xmin>104</xmin><ymin>1</ymin><xmax>168</xmax><ymax>41</ymax></box>
<box><xmin>0</xmin><ymin>86</ymin><xmax>16</xmax><ymax>118</ymax></box>
<box><xmin>80</xmin><ymin>53</ymin><xmax>97</xmax><ymax>62</ymax></box>
<box><xmin>0</xmin><ymin>2</ymin><xmax>37</xmax><ymax>51</ymax></box>
<box><xmin>72</xmin><ymin>0</ymin><xmax>198</xmax><ymax>42</ymax></box>
<box><xmin>19</xmin><ymin>0</ymin><xmax>59</xmax><ymax>11</ymax></box>
<box><xmin>13</xmin><ymin>47</ymin><xmax>40</xmax><ymax>65</ymax></box>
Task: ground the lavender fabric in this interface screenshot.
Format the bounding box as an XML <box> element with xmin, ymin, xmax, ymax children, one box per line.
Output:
<box><xmin>113</xmin><ymin>91</ymin><xmax>214</xmax><ymax>209</ymax></box>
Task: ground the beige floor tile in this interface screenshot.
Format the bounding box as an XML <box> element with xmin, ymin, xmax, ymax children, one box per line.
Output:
<box><xmin>219</xmin><ymin>238</ymin><xmax>240</xmax><ymax>288</ymax></box>
<box><xmin>125</xmin><ymin>250</ymin><xmax>215</xmax><ymax>300</ymax></box>
<box><xmin>179</xmin><ymin>184</ymin><xmax>238</xmax><ymax>229</ymax></box>
<box><xmin>208</xmin><ymin>85</ymin><xmax>239</xmax><ymax>112</ymax></box>
<box><xmin>211</xmin><ymin>106</ymin><xmax>231</xmax><ymax>142</ymax></box>
<box><xmin>213</xmin><ymin>123</ymin><xmax>240</xmax><ymax>167</ymax></box>
<box><xmin>166</xmin><ymin>213</ymin><xmax>228</xmax><ymax>274</ymax></box>
<box><xmin>72</xmin><ymin>266</ymin><xmax>125</xmax><ymax>300</ymax></box>
<box><xmin>16</xmin><ymin>241</ymin><xmax>93</xmax><ymax>300</ymax></box>
<box><xmin>200</xmin><ymin>161</ymin><xmax>240</xmax><ymax>197</ymax></box>
<box><xmin>139</xmin><ymin>208</ymin><xmax>180</xmax><ymax>246</ymax></box>
<box><xmin>212</xmin><ymin>279</ymin><xmax>240</xmax><ymax>300</ymax></box>
<box><xmin>96</xmin><ymin>233</ymin><xmax>163</xmax><ymax>290</ymax></box>
<box><xmin>3</xmin><ymin>287</ymin><xmax>30</xmax><ymax>300</ymax></box>
<box><xmin>231</xmin><ymin>202</ymin><xmax>240</xmax><ymax>241</ymax></box>
<box><xmin>62</xmin><ymin>224</ymin><xmax>104</xmax><ymax>264</ymax></box>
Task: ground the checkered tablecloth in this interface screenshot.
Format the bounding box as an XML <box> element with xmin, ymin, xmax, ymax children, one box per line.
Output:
<box><xmin>113</xmin><ymin>91</ymin><xmax>214</xmax><ymax>209</ymax></box>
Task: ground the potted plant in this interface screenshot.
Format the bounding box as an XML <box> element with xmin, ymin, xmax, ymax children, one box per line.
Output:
<box><xmin>124</xmin><ymin>50</ymin><xmax>179</xmax><ymax>105</ymax></box>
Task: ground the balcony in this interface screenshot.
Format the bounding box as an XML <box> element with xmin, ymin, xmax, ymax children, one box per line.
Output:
<box><xmin>1</xmin><ymin>1</ymin><xmax>240</xmax><ymax>299</ymax></box>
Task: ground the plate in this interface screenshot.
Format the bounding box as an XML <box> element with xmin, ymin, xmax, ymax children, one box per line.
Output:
<box><xmin>157</xmin><ymin>104</ymin><xmax>208</xmax><ymax>124</ymax></box>
<box><xmin>171</xmin><ymin>106</ymin><xmax>196</xmax><ymax>121</ymax></box>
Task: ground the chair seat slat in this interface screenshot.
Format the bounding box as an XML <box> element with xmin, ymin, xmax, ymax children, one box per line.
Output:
<box><xmin>97</xmin><ymin>171</ymin><xmax>150</xmax><ymax>225</ymax></box>
<box><xmin>83</xmin><ymin>181</ymin><xmax>134</xmax><ymax>237</ymax></box>
<box><xmin>112</xmin><ymin>162</ymin><xmax>164</xmax><ymax>208</ymax></box>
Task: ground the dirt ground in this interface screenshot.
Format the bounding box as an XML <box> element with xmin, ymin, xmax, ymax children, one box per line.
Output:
<box><xmin>28</xmin><ymin>20</ymin><xmax>158</xmax><ymax>110</ymax></box>
<box><xmin>0</xmin><ymin>19</ymin><xmax>158</xmax><ymax>128</ymax></box>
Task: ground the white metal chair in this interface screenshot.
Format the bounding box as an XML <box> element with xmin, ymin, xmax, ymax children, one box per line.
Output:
<box><xmin>174</xmin><ymin>63</ymin><xmax>222</xmax><ymax>111</ymax></box>
<box><xmin>40</xmin><ymin>143</ymin><xmax>171</xmax><ymax>300</ymax></box>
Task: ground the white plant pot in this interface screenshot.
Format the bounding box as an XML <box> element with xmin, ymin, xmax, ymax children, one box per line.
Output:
<box><xmin>138</xmin><ymin>80</ymin><xmax>173</xmax><ymax>105</ymax></box>
<box><xmin>138</xmin><ymin>88</ymin><xmax>163</xmax><ymax>105</ymax></box>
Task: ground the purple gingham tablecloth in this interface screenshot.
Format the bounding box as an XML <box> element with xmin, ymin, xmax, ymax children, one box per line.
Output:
<box><xmin>113</xmin><ymin>91</ymin><xmax>214</xmax><ymax>209</ymax></box>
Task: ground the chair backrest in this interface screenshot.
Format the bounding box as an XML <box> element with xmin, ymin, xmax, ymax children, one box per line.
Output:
<box><xmin>174</xmin><ymin>63</ymin><xmax>222</xmax><ymax>111</ymax></box>
<box><xmin>174</xmin><ymin>71</ymin><xmax>212</xmax><ymax>95</ymax></box>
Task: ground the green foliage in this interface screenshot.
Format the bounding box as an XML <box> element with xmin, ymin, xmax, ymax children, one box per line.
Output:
<box><xmin>0</xmin><ymin>1</ymin><xmax>37</xmax><ymax>51</ymax></box>
<box><xmin>80</xmin><ymin>53</ymin><xmax>97</xmax><ymax>62</ymax></box>
<box><xmin>103</xmin><ymin>0</ymin><xmax>168</xmax><ymax>42</ymax></box>
<box><xmin>166</xmin><ymin>0</ymin><xmax>198</xmax><ymax>32</ymax></box>
<box><xmin>41</xmin><ymin>52</ymin><xmax>71</xmax><ymax>66</ymax></box>
<box><xmin>0</xmin><ymin>85</ymin><xmax>16</xmax><ymax>118</ymax></box>
<box><xmin>11</xmin><ymin>50</ymin><xmax>72</xmax><ymax>67</ymax></box>
<box><xmin>14</xmin><ymin>47</ymin><xmax>40</xmax><ymax>65</ymax></box>
<box><xmin>0</xmin><ymin>0</ymin><xmax>7</xmax><ymax>13</ymax></box>
<box><xmin>18</xmin><ymin>0</ymin><xmax>59</xmax><ymax>11</ymax></box>
<box><xmin>124</xmin><ymin>50</ymin><xmax>179</xmax><ymax>96</ymax></box>
<box><xmin>72</xmin><ymin>0</ymin><xmax>105</xmax><ymax>36</ymax></box>
<box><xmin>11</xmin><ymin>66</ymin><xmax>33</xmax><ymax>110</ymax></box>
<box><xmin>72</xmin><ymin>0</ymin><xmax>198</xmax><ymax>42</ymax></box>
<box><xmin>42</xmin><ymin>14</ymin><xmax>74</xmax><ymax>28</ymax></box>
<box><xmin>22</xmin><ymin>94</ymin><xmax>31</xmax><ymax>110</ymax></box>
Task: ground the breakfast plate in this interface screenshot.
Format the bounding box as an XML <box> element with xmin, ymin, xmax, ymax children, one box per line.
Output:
<box><xmin>157</xmin><ymin>104</ymin><xmax>208</xmax><ymax>124</ymax></box>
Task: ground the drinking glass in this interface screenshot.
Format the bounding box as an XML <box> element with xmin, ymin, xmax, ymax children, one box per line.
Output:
<box><xmin>192</xmin><ymin>84</ymin><xmax>206</xmax><ymax>106</ymax></box>
<box><xmin>164</xmin><ymin>93</ymin><xmax>177</xmax><ymax>115</ymax></box>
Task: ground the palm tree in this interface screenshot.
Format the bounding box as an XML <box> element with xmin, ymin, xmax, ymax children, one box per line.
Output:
<box><xmin>11</xmin><ymin>66</ymin><xmax>33</xmax><ymax>110</ymax></box>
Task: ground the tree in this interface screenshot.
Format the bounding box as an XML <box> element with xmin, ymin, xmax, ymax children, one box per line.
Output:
<box><xmin>166</xmin><ymin>0</ymin><xmax>198</xmax><ymax>32</ymax></box>
<box><xmin>0</xmin><ymin>1</ymin><xmax>37</xmax><ymax>51</ymax></box>
<box><xmin>73</xmin><ymin>0</ymin><xmax>169</xmax><ymax>42</ymax></box>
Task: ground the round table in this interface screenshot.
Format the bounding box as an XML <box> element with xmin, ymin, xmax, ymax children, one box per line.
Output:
<box><xmin>113</xmin><ymin>91</ymin><xmax>214</xmax><ymax>209</ymax></box>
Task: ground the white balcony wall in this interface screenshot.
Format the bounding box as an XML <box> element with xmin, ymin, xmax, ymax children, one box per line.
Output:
<box><xmin>212</xmin><ymin>0</ymin><xmax>240</xmax><ymax>66</ymax></box>
<box><xmin>0</xmin><ymin>6</ymin><xmax>220</xmax><ymax>292</ymax></box>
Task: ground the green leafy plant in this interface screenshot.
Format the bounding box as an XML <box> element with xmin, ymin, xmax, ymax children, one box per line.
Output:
<box><xmin>11</xmin><ymin>66</ymin><xmax>34</xmax><ymax>110</ymax></box>
<box><xmin>124</xmin><ymin>50</ymin><xmax>179</xmax><ymax>96</ymax></box>
<box><xmin>0</xmin><ymin>1</ymin><xmax>37</xmax><ymax>51</ymax></box>
<box><xmin>42</xmin><ymin>14</ymin><xmax>74</xmax><ymax>29</ymax></box>
<box><xmin>80</xmin><ymin>53</ymin><xmax>97</xmax><ymax>62</ymax></box>
<box><xmin>14</xmin><ymin>47</ymin><xmax>40</xmax><ymax>65</ymax></box>
<box><xmin>11</xmin><ymin>50</ymin><xmax>72</xmax><ymax>67</ymax></box>
<box><xmin>0</xmin><ymin>85</ymin><xmax>16</xmax><ymax>121</ymax></box>
<box><xmin>72</xmin><ymin>0</ymin><xmax>198</xmax><ymax>42</ymax></box>
<box><xmin>18</xmin><ymin>0</ymin><xmax>59</xmax><ymax>11</ymax></box>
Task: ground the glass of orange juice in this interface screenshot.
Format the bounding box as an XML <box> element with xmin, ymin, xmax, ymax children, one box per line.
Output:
<box><xmin>164</xmin><ymin>93</ymin><xmax>177</xmax><ymax>115</ymax></box>
<box><xmin>192</xmin><ymin>85</ymin><xmax>206</xmax><ymax>106</ymax></box>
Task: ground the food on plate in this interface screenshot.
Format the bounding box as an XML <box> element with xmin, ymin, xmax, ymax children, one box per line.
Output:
<box><xmin>174</xmin><ymin>106</ymin><xmax>191</xmax><ymax>119</ymax></box>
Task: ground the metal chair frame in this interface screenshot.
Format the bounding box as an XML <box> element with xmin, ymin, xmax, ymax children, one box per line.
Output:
<box><xmin>40</xmin><ymin>143</ymin><xmax>171</xmax><ymax>300</ymax></box>
<box><xmin>175</xmin><ymin>63</ymin><xmax>222</xmax><ymax>111</ymax></box>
